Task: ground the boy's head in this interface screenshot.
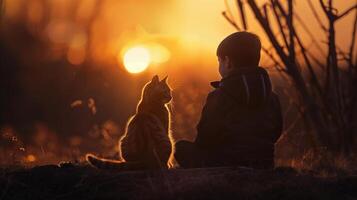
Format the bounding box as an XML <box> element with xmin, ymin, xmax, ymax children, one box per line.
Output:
<box><xmin>216</xmin><ymin>31</ymin><xmax>261</xmax><ymax>78</ymax></box>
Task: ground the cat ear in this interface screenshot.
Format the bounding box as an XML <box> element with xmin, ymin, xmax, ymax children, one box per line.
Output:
<box><xmin>161</xmin><ymin>76</ymin><xmax>168</xmax><ymax>83</ymax></box>
<box><xmin>151</xmin><ymin>75</ymin><xmax>159</xmax><ymax>84</ymax></box>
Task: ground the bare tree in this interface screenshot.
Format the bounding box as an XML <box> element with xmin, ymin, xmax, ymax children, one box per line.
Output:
<box><xmin>223</xmin><ymin>0</ymin><xmax>357</xmax><ymax>155</ymax></box>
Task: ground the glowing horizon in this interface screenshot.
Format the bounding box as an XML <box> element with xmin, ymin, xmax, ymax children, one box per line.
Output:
<box><xmin>2</xmin><ymin>0</ymin><xmax>356</xmax><ymax>73</ymax></box>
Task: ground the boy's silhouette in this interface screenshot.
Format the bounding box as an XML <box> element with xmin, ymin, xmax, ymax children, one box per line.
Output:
<box><xmin>174</xmin><ymin>32</ymin><xmax>283</xmax><ymax>169</ymax></box>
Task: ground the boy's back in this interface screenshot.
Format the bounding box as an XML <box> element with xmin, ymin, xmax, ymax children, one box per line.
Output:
<box><xmin>174</xmin><ymin>32</ymin><xmax>283</xmax><ymax>169</ymax></box>
<box><xmin>195</xmin><ymin>67</ymin><xmax>282</xmax><ymax>168</ymax></box>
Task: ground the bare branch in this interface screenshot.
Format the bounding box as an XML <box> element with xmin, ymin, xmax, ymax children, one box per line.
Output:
<box><xmin>237</xmin><ymin>0</ymin><xmax>248</xmax><ymax>30</ymax></box>
<box><xmin>270</xmin><ymin>0</ymin><xmax>289</xmax><ymax>49</ymax></box>
<box><xmin>294</xmin><ymin>30</ymin><xmax>323</xmax><ymax>96</ymax></box>
<box><xmin>274</xmin><ymin>0</ymin><xmax>287</xmax><ymax>18</ymax></box>
<box><xmin>348</xmin><ymin>9</ymin><xmax>357</xmax><ymax>69</ymax></box>
<box><xmin>263</xmin><ymin>3</ymin><xmax>270</xmax><ymax>27</ymax></box>
<box><xmin>222</xmin><ymin>11</ymin><xmax>241</xmax><ymax>31</ymax></box>
<box><xmin>346</xmin><ymin>12</ymin><xmax>357</xmax><ymax>127</ymax></box>
<box><xmin>335</xmin><ymin>46</ymin><xmax>349</xmax><ymax>62</ymax></box>
<box><xmin>247</xmin><ymin>0</ymin><xmax>290</xmax><ymax>67</ymax></box>
<box><xmin>306</xmin><ymin>50</ymin><xmax>325</xmax><ymax>70</ymax></box>
<box><xmin>262</xmin><ymin>46</ymin><xmax>284</xmax><ymax>70</ymax></box>
<box><xmin>337</xmin><ymin>5</ymin><xmax>357</xmax><ymax>20</ymax></box>
<box><xmin>288</xmin><ymin>0</ymin><xmax>295</xmax><ymax>63</ymax></box>
<box><xmin>224</xmin><ymin>0</ymin><xmax>238</xmax><ymax>26</ymax></box>
<box><xmin>318</xmin><ymin>0</ymin><xmax>344</xmax><ymax>122</ymax></box>
<box><xmin>319</xmin><ymin>0</ymin><xmax>329</xmax><ymax>16</ymax></box>
<box><xmin>320</xmin><ymin>0</ymin><xmax>339</xmax><ymax>21</ymax></box>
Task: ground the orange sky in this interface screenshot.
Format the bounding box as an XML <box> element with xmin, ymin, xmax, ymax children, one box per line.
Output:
<box><xmin>3</xmin><ymin>0</ymin><xmax>357</xmax><ymax>78</ymax></box>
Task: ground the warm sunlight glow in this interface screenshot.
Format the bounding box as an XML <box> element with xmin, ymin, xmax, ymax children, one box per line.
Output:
<box><xmin>26</xmin><ymin>154</ymin><xmax>37</xmax><ymax>162</ymax></box>
<box><xmin>147</xmin><ymin>43</ymin><xmax>171</xmax><ymax>64</ymax></box>
<box><xmin>123</xmin><ymin>46</ymin><xmax>151</xmax><ymax>74</ymax></box>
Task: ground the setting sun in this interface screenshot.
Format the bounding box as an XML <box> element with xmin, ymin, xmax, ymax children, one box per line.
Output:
<box><xmin>123</xmin><ymin>46</ymin><xmax>151</xmax><ymax>74</ymax></box>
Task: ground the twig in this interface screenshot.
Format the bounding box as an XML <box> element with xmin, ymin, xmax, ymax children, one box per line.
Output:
<box><xmin>270</xmin><ymin>0</ymin><xmax>289</xmax><ymax>50</ymax></box>
<box><xmin>337</xmin><ymin>5</ymin><xmax>357</xmax><ymax>20</ymax></box>
<box><xmin>222</xmin><ymin>11</ymin><xmax>241</xmax><ymax>31</ymax></box>
<box><xmin>224</xmin><ymin>0</ymin><xmax>241</xmax><ymax>30</ymax></box>
<box><xmin>348</xmin><ymin>9</ymin><xmax>357</xmax><ymax>69</ymax></box>
<box><xmin>290</xmin><ymin>24</ymin><xmax>324</xmax><ymax>97</ymax></box>
<box><xmin>346</xmin><ymin>9</ymin><xmax>357</xmax><ymax>145</ymax></box>
<box><xmin>237</xmin><ymin>0</ymin><xmax>248</xmax><ymax>30</ymax></box>
<box><xmin>319</xmin><ymin>0</ymin><xmax>330</xmax><ymax>17</ymax></box>
<box><xmin>274</xmin><ymin>0</ymin><xmax>287</xmax><ymax>18</ymax></box>
<box><xmin>287</xmin><ymin>0</ymin><xmax>295</xmax><ymax>64</ymax></box>
<box><xmin>263</xmin><ymin>3</ymin><xmax>270</xmax><ymax>28</ymax></box>
<box><xmin>306</xmin><ymin>50</ymin><xmax>325</xmax><ymax>70</ymax></box>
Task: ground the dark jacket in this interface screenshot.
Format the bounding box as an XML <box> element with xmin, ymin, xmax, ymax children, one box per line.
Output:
<box><xmin>194</xmin><ymin>67</ymin><xmax>282</xmax><ymax>167</ymax></box>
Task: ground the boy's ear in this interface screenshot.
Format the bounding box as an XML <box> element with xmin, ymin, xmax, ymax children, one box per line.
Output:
<box><xmin>151</xmin><ymin>75</ymin><xmax>159</xmax><ymax>84</ymax></box>
<box><xmin>225</xmin><ymin>56</ymin><xmax>233</xmax><ymax>69</ymax></box>
<box><xmin>224</xmin><ymin>56</ymin><xmax>230</xmax><ymax>64</ymax></box>
<box><xmin>160</xmin><ymin>76</ymin><xmax>168</xmax><ymax>83</ymax></box>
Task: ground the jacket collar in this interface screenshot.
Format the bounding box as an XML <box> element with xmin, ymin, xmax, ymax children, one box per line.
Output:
<box><xmin>210</xmin><ymin>81</ymin><xmax>221</xmax><ymax>88</ymax></box>
<box><xmin>210</xmin><ymin>66</ymin><xmax>264</xmax><ymax>89</ymax></box>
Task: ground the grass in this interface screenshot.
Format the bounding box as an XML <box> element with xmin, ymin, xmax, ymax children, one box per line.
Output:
<box><xmin>0</xmin><ymin>164</ymin><xmax>357</xmax><ymax>200</ymax></box>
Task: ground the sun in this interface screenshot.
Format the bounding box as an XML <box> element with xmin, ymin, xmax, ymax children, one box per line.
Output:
<box><xmin>123</xmin><ymin>46</ymin><xmax>151</xmax><ymax>74</ymax></box>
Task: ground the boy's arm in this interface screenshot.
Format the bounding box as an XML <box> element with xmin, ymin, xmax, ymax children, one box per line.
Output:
<box><xmin>195</xmin><ymin>90</ymin><xmax>228</xmax><ymax>149</ymax></box>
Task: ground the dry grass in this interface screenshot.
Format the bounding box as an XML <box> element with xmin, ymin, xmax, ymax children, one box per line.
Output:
<box><xmin>0</xmin><ymin>164</ymin><xmax>357</xmax><ymax>200</ymax></box>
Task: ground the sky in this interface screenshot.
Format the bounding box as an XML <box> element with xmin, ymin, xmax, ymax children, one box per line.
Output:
<box><xmin>3</xmin><ymin>0</ymin><xmax>356</xmax><ymax>73</ymax></box>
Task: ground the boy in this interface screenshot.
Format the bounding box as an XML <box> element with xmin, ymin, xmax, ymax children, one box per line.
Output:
<box><xmin>174</xmin><ymin>32</ymin><xmax>283</xmax><ymax>169</ymax></box>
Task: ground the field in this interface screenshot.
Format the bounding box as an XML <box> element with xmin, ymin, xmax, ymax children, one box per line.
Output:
<box><xmin>1</xmin><ymin>165</ymin><xmax>357</xmax><ymax>200</ymax></box>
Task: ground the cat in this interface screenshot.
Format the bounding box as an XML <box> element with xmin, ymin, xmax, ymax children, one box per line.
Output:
<box><xmin>86</xmin><ymin>75</ymin><xmax>173</xmax><ymax>170</ymax></box>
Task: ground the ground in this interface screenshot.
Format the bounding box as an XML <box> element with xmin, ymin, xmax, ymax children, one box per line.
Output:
<box><xmin>0</xmin><ymin>164</ymin><xmax>356</xmax><ymax>200</ymax></box>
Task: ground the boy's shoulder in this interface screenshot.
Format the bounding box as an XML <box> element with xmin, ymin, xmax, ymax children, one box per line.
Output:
<box><xmin>205</xmin><ymin>81</ymin><xmax>232</xmax><ymax>106</ymax></box>
<box><xmin>210</xmin><ymin>81</ymin><xmax>221</xmax><ymax>88</ymax></box>
<box><xmin>208</xmin><ymin>81</ymin><xmax>222</xmax><ymax>97</ymax></box>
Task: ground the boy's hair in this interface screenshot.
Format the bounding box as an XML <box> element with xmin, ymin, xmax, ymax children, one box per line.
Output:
<box><xmin>216</xmin><ymin>31</ymin><xmax>261</xmax><ymax>67</ymax></box>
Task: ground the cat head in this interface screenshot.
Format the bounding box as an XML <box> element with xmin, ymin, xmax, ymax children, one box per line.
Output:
<box><xmin>141</xmin><ymin>75</ymin><xmax>172</xmax><ymax>104</ymax></box>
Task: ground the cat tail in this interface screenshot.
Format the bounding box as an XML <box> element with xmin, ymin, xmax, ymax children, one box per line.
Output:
<box><xmin>86</xmin><ymin>154</ymin><xmax>145</xmax><ymax>170</ymax></box>
<box><xmin>86</xmin><ymin>154</ymin><xmax>124</xmax><ymax>170</ymax></box>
